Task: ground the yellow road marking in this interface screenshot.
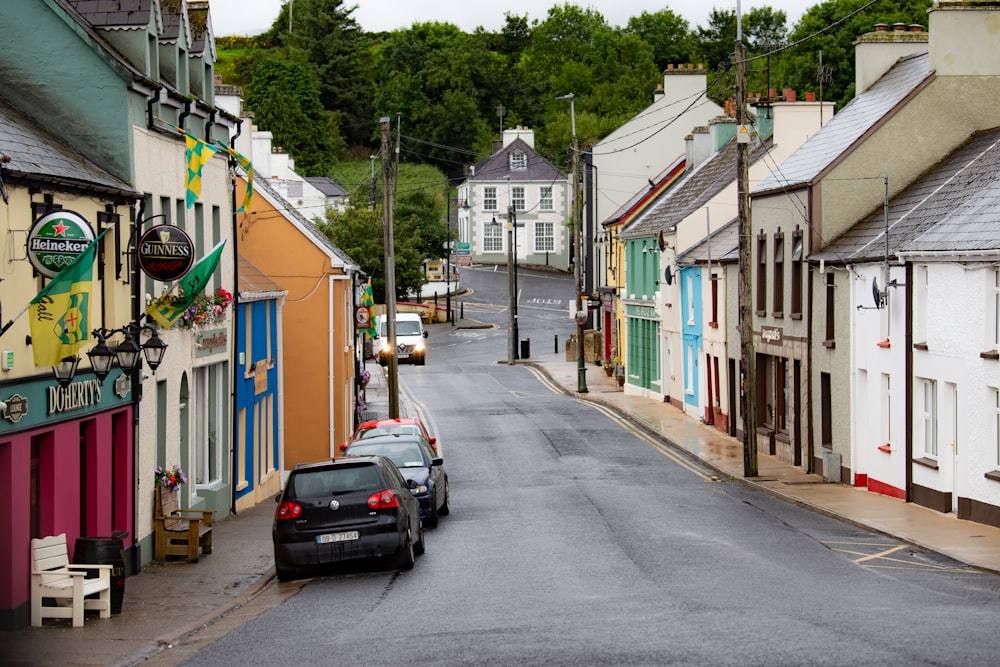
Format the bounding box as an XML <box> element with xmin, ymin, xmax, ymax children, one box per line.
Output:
<box><xmin>853</xmin><ymin>544</ymin><xmax>908</xmax><ymax>564</ymax></box>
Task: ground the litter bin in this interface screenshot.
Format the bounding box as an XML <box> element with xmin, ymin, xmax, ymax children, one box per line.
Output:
<box><xmin>519</xmin><ymin>338</ymin><xmax>530</xmax><ymax>359</ymax></box>
<box><xmin>73</xmin><ymin>532</ymin><xmax>127</xmax><ymax>614</ymax></box>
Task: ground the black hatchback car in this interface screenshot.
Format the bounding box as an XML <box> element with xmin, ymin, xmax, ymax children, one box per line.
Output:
<box><xmin>272</xmin><ymin>456</ymin><xmax>424</xmax><ymax>580</ymax></box>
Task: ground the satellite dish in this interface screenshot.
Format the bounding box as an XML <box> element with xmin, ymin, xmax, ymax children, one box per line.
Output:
<box><xmin>872</xmin><ymin>277</ymin><xmax>884</xmax><ymax>309</ymax></box>
<box><xmin>664</xmin><ymin>266</ymin><xmax>673</xmax><ymax>285</ymax></box>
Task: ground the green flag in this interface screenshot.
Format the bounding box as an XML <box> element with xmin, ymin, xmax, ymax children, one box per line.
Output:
<box><xmin>360</xmin><ymin>279</ymin><xmax>377</xmax><ymax>340</ymax></box>
<box><xmin>146</xmin><ymin>241</ymin><xmax>227</xmax><ymax>328</ymax></box>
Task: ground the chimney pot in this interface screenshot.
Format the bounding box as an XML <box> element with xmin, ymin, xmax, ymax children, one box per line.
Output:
<box><xmin>768</xmin><ymin>88</ymin><xmax>777</xmax><ymax>99</ymax></box>
<box><xmin>909</xmin><ymin>24</ymin><xmax>923</xmax><ymax>32</ymax></box>
<box><xmin>783</xmin><ymin>88</ymin><xmax>796</xmax><ymax>102</ymax></box>
<box><xmin>667</xmin><ymin>64</ymin><xmax>675</xmax><ymax>70</ymax></box>
<box><xmin>892</xmin><ymin>22</ymin><xmax>906</xmax><ymax>31</ymax></box>
<box><xmin>874</xmin><ymin>23</ymin><xmax>888</xmax><ymax>31</ymax></box>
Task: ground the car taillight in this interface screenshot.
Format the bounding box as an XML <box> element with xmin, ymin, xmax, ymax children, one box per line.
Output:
<box><xmin>367</xmin><ymin>489</ymin><xmax>400</xmax><ymax>509</ymax></box>
<box><xmin>276</xmin><ymin>501</ymin><xmax>303</xmax><ymax>520</ymax></box>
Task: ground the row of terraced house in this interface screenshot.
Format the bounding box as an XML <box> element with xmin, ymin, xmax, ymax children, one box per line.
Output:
<box><xmin>591</xmin><ymin>1</ymin><xmax>1000</xmax><ymax>531</ymax></box>
<box><xmin>0</xmin><ymin>0</ymin><xmax>363</xmax><ymax>630</ymax></box>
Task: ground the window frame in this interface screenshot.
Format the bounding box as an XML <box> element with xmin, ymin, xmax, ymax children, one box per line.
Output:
<box><xmin>773</xmin><ymin>231</ymin><xmax>784</xmax><ymax>318</ymax></box>
<box><xmin>534</xmin><ymin>221</ymin><xmax>554</xmax><ymax>252</ymax></box>
<box><xmin>756</xmin><ymin>232</ymin><xmax>767</xmax><ymax>314</ymax></box>
<box><xmin>539</xmin><ymin>186</ymin><xmax>553</xmax><ymax>211</ymax></box>
<box><xmin>483</xmin><ymin>186</ymin><xmax>497</xmax><ymax>211</ymax></box>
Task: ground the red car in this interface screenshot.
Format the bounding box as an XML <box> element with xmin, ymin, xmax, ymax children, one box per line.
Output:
<box><xmin>340</xmin><ymin>418</ymin><xmax>438</xmax><ymax>453</ymax></box>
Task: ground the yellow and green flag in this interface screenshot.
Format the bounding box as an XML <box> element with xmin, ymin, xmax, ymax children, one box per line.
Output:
<box><xmin>360</xmin><ymin>279</ymin><xmax>377</xmax><ymax>340</ymax></box>
<box><xmin>29</xmin><ymin>229</ymin><xmax>108</xmax><ymax>366</ymax></box>
<box><xmin>185</xmin><ymin>133</ymin><xmax>221</xmax><ymax>208</ymax></box>
<box><xmin>146</xmin><ymin>241</ymin><xmax>227</xmax><ymax>328</ymax></box>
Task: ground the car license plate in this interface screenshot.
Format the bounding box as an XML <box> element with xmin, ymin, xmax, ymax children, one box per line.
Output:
<box><xmin>316</xmin><ymin>531</ymin><xmax>358</xmax><ymax>544</ymax></box>
<box><xmin>398</xmin><ymin>353</ymin><xmax>409</xmax><ymax>359</ymax></box>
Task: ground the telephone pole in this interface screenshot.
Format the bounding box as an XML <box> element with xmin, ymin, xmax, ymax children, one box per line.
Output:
<box><xmin>736</xmin><ymin>9</ymin><xmax>758</xmax><ymax>477</ymax></box>
<box><xmin>381</xmin><ymin>117</ymin><xmax>400</xmax><ymax>418</ymax></box>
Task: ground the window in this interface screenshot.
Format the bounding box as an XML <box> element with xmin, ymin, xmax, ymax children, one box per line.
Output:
<box><xmin>775</xmin><ymin>357</ymin><xmax>788</xmax><ymax>434</ymax></box>
<box><xmin>790</xmin><ymin>231</ymin><xmax>803</xmax><ymax>317</ymax></box>
<box><xmin>820</xmin><ymin>372</ymin><xmax>832</xmax><ymax>449</ymax></box>
<box><xmin>915</xmin><ymin>265</ymin><xmax>929</xmax><ymax>345</ymax></box>
<box><xmin>194</xmin><ymin>363</ymin><xmax>226</xmax><ymax>488</ymax></box>
<box><xmin>484</xmin><ymin>186</ymin><xmax>497</xmax><ymax>211</ymax></box>
<box><xmin>773</xmin><ymin>231</ymin><xmax>784</xmax><ymax>317</ymax></box>
<box><xmin>539</xmin><ymin>186</ymin><xmax>553</xmax><ymax>211</ymax></box>
<box><xmin>756</xmin><ymin>233</ymin><xmax>767</xmax><ymax>313</ymax></box>
<box><xmin>510</xmin><ymin>152</ymin><xmax>526</xmax><ymax>170</ymax></box>
<box><xmin>759</xmin><ymin>355</ymin><xmax>774</xmax><ymax>427</ymax></box>
<box><xmin>990</xmin><ymin>267</ymin><xmax>1000</xmax><ymax>350</ymax></box>
<box><xmin>917</xmin><ymin>378</ymin><xmax>937</xmax><ymax>457</ymax></box>
<box><xmin>881</xmin><ymin>373</ymin><xmax>892</xmax><ymax>447</ymax></box>
<box><xmin>512</xmin><ymin>186</ymin><xmax>525</xmax><ymax>211</ymax></box>
<box><xmin>824</xmin><ymin>272</ymin><xmax>835</xmax><ymax>344</ymax></box>
<box><xmin>534</xmin><ymin>221</ymin><xmax>554</xmax><ymax>252</ymax></box>
<box><xmin>710</xmin><ymin>273</ymin><xmax>719</xmax><ymax>326</ymax></box>
<box><xmin>686</xmin><ymin>274</ymin><xmax>695</xmax><ymax>325</ymax></box>
<box><xmin>483</xmin><ymin>220</ymin><xmax>502</xmax><ymax>253</ymax></box>
<box><xmin>993</xmin><ymin>387</ymin><xmax>1000</xmax><ymax>467</ymax></box>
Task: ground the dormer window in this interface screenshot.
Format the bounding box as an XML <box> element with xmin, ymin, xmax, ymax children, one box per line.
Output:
<box><xmin>510</xmin><ymin>152</ymin><xmax>527</xmax><ymax>170</ymax></box>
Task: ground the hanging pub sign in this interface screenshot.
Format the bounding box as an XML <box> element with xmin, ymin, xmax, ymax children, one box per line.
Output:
<box><xmin>27</xmin><ymin>210</ymin><xmax>96</xmax><ymax>279</ymax></box>
<box><xmin>138</xmin><ymin>224</ymin><xmax>194</xmax><ymax>281</ymax></box>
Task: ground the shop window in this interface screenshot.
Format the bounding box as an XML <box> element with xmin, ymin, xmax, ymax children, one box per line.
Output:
<box><xmin>820</xmin><ymin>372</ymin><xmax>832</xmax><ymax>449</ymax></box>
<box><xmin>194</xmin><ymin>364</ymin><xmax>226</xmax><ymax>488</ymax></box>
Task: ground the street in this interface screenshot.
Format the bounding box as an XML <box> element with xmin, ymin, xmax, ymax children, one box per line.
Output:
<box><xmin>167</xmin><ymin>267</ymin><xmax>1000</xmax><ymax>666</ymax></box>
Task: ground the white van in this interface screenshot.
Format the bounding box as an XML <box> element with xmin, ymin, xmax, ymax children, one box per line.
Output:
<box><xmin>375</xmin><ymin>313</ymin><xmax>427</xmax><ymax>366</ymax></box>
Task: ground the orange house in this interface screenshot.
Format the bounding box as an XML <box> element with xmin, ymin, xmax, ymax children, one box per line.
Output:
<box><xmin>237</xmin><ymin>176</ymin><xmax>360</xmax><ymax>472</ymax></box>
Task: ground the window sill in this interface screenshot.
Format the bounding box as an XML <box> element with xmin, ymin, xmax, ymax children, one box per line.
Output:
<box><xmin>773</xmin><ymin>312</ymin><xmax>784</xmax><ymax>320</ymax></box>
<box><xmin>913</xmin><ymin>342</ymin><xmax>928</xmax><ymax>351</ymax></box>
<box><xmin>913</xmin><ymin>456</ymin><xmax>938</xmax><ymax>470</ymax></box>
<box><xmin>984</xmin><ymin>470</ymin><xmax>1000</xmax><ymax>482</ymax></box>
<box><xmin>708</xmin><ymin>321</ymin><xmax>719</xmax><ymax>329</ymax></box>
<box><xmin>790</xmin><ymin>312</ymin><xmax>802</xmax><ymax>320</ymax></box>
<box><xmin>981</xmin><ymin>350</ymin><xmax>999</xmax><ymax>360</ymax></box>
<box><xmin>756</xmin><ymin>425</ymin><xmax>775</xmax><ymax>436</ymax></box>
<box><xmin>775</xmin><ymin>431</ymin><xmax>790</xmax><ymax>444</ymax></box>
<box><xmin>823</xmin><ymin>340</ymin><xmax>836</xmax><ymax>349</ymax></box>
<box><xmin>755</xmin><ymin>310</ymin><xmax>766</xmax><ymax>317</ymax></box>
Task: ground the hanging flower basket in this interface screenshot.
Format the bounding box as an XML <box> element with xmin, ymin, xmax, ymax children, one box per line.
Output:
<box><xmin>149</xmin><ymin>287</ymin><xmax>233</xmax><ymax>330</ymax></box>
<box><xmin>154</xmin><ymin>464</ymin><xmax>187</xmax><ymax>492</ymax></box>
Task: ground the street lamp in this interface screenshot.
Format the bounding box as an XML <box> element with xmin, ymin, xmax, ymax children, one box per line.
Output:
<box><xmin>86</xmin><ymin>322</ymin><xmax>168</xmax><ymax>383</ymax></box>
<box><xmin>556</xmin><ymin>92</ymin><xmax>587</xmax><ymax>393</ymax></box>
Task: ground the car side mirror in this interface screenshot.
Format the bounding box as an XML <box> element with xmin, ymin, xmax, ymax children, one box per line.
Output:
<box><xmin>406</xmin><ymin>479</ymin><xmax>419</xmax><ymax>490</ymax></box>
<box><xmin>422</xmin><ymin>331</ymin><xmax>428</xmax><ymax>338</ymax></box>
<box><xmin>432</xmin><ymin>457</ymin><xmax>444</xmax><ymax>467</ymax></box>
<box><xmin>275</xmin><ymin>493</ymin><xmax>283</xmax><ymax>503</ymax></box>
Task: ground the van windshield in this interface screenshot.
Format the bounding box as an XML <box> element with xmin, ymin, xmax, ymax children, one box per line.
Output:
<box><xmin>397</xmin><ymin>321</ymin><xmax>422</xmax><ymax>336</ymax></box>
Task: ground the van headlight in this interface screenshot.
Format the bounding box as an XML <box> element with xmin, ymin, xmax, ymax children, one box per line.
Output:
<box><xmin>414</xmin><ymin>340</ymin><xmax>425</xmax><ymax>351</ymax></box>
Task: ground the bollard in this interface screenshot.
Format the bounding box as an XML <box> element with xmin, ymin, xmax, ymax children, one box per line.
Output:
<box><xmin>520</xmin><ymin>338</ymin><xmax>530</xmax><ymax>359</ymax></box>
<box><xmin>554</xmin><ymin>334</ymin><xmax>558</xmax><ymax>353</ymax></box>
<box><xmin>461</xmin><ymin>302</ymin><xmax>464</xmax><ymax>319</ymax></box>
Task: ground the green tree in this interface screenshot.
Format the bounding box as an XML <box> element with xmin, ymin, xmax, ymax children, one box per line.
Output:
<box><xmin>625</xmin><ymin>9</ymin><xmax>695</xmax><ymax>72</ymax></box>
<box><xmin>242</xmin><ymin>58</ymin><xmax>344</xmax><ymax>175</ymax></box>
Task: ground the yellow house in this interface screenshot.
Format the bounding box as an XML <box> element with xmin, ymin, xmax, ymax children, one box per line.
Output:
<box><xmin>237</xmin><ymin>177</ymin><xmax>360</xmax><ymax>473</ymax></box>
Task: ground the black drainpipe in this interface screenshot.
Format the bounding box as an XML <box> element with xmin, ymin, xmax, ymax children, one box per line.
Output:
<box><xmin>229</xmin><ymin>117</ymin><xmax>243</xmax><ymax>516</ymax></box>
<box><xmin>178</xmin><ymin>99</ymin><xmax>192</xmax><ymax>131</ymax></box>
<box><xmin>145</xmin><ymin>86</ymin><xmax>162</xmax><ymax>129</ymax></box>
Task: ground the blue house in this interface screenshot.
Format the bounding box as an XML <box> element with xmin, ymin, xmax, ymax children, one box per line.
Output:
<box><xmin>234</xmin><ymin>255</ymin><xmax>286</xmax><ymax>510</ymax></box>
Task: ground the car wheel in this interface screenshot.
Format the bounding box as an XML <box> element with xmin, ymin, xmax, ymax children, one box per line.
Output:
<box><xmin>394</xmin><ymin>528</ymin><xmax>415</xmax><ymax>570</ymax></box>
<box><xmin>275</xmin><ymin>557</ymin><xmax>296</xmax><ymax>582</ymax></box>
<box><xmin>378</xmin><ymin>357</ymin><xmax>388</xmax><ymax>367</ymax></box>
<box><xmin>414</xmin><ymin>522</ymin><xmax>426</xmax><ymax>556</ymax></box>
<box><xmin>439</xmin><ymin>477</ymin><xmax>450</xmax><ymax>516</ymax></box>
<box><xmin>417</xmin><ymin>355</ymin><xmax>425</xmax><ymax>366</ymax></box>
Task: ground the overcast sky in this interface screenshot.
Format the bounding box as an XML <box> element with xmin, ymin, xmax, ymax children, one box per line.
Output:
<box><xmin>209</xmin><ymin>1</ymin><xmax>817</xmax><ymax>37</ymax></box>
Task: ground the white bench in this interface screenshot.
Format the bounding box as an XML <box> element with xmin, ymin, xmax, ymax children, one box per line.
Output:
<box><xmin>30</xmin><ymin>533</ymin><xmax>112</xmax><ymax>627</ymax></box>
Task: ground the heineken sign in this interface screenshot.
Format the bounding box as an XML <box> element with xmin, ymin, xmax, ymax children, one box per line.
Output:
<box><xmin>27</xmin><ymin>211</ymin><xmax>95</xmax><ymax>278</ymax></box>
<box><xmin>138</xmin><ymin>224</ymin><xmax>194</xmax><ymax>281</ymax></box>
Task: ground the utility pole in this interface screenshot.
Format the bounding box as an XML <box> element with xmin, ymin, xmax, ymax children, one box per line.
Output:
<box><xmin>736</xmin><ymin>9</ymin><xmax>758</xmax><ymax>477</ymax></box>
<box><xmin>380</xmin><ymin>117</ymin><xmax>399</xmax><ymax>418</ymax></box>
<box><xmin>446</xmin><ymin>190</ymin><xmax>452</xmax><ymax>325</ymax></box>
<box><xmin>557</xmin><ymin>93</ymin><xmax>587</xmax><ymax>393</ymax></box>
<box><xmin>506</xmin><ymin>206</ymin><xmax>516</xmax><ymax>365</ymax></box>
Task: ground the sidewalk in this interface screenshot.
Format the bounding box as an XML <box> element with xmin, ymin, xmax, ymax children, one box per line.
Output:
<box><xmin>5</xmin><ymin>346</ymin><xmax>1000</xmax><ymax>666</ymax></box>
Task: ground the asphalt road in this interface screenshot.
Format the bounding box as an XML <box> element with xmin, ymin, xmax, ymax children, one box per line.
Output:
<box><xmin>170</xmin><ymin>266</ymin><xmax>1000</xmax><ymax>667</ymax></box>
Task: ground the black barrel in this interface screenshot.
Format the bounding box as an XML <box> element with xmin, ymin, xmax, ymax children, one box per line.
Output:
<box><xmin>73</xmin><ymin>534</ymin><xmax>127</xmax><ymax>614</ymax></box>
<box><xmin>520</xmin><ymin>338</ymin><xmax>530</xmax><ymax>359</ymax></box>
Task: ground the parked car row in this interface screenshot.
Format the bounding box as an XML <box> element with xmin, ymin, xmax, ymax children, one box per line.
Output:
<box><xmin>272</xmin><ymin>419</ymin><xmax>448</xmax><ymax>580</ymax></box>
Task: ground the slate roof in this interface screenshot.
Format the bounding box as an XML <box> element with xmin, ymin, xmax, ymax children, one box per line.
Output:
<box><xmin>64</xmin><ymin>0</ymin><xmax>158</xmax><ymax>30</ymax></box>
<box><xmin>468</xmin><ymin>138</ymin><xmax>565</xmax><ymax>183</ymax></box>
<box><xmin>755</xmin><ymin>52</ymin><xmax>931</xmax><ymax>194</ymax></box>
<box><xmin>676</xmin><ymin>217</ymin><xmax>739</xmax><ymax>265</ymax></box>
<box><xmin>186</xmin><ymin>1</ymin><xmax>212</xmax><ymax>57</ymax></box>
<box><xmin>602</xmin><ymin>155</ymin><xmax>686</xmax><ymax>226</ymax></box>
<box><xmin>813</xmin><ymin>127</ymin><xmax>1000</xmax><ymax>263</ymax></box>
<box><xmin>305</xmin><ymin>177</ymin><xmax>348</xmax><ymax>198</ymax></box>
<box><xmin>238</xmin><ymin>253</ymin><xmax>286</xmax><ymax>300</ymax></box>
<box><xmin>622</xmin><ymin>138</ymin><xmax>771</xmax><ymax>240</ymax></box>
<box><xmin>0</xmin><ymin>95</ymin><xmax>137</xmax><ymax>199</ymax></box>
<box><xmin>157</xmin><ymin>0</ymin><xmax>188</xmax><ymax>44</ymax></box>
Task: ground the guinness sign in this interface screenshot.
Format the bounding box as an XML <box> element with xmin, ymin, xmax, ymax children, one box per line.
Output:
<box><xmin>27</xmin><ymin>211</ymin><xmax>95</xmax><ymax>278</ymax></box>
<box><xmin>138</xmin><ymin>224</ymin><xmax>194</xmax><ymax>281</ymax></box>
